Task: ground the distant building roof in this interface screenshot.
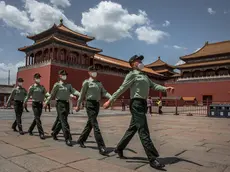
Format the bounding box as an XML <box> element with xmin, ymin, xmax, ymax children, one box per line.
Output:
<box><xmin>18</xmin><ymin>35</ymin><xmax>102</xmax><ymax>53</ymax></box>
<box><xmin>177</xmin><ymin>59</ymin><xmax>230</xmax><ymax>69</ymax></box>
<box><xmin>0</xmin><ymin>85</ymin><xmax>14</xmax><ymax>94</ymax></box>
<box><xmin>180</xmin><ymin>41</ymin><xmax>230</xmax><ymax>60</ymax></box>
<box><xmin>145</xmin><ymin>56</ymin><xmax>175</xmax><ymax>69</ymax></box>
<box><xmin>94</xmin><ymin>54</ymin><xmax>164</xmax><ymax>77</ymax></box>
<box><xmin>27</xmin><ymin>19</ymin><xmax>94</xmax><ymax>41</ymax></box>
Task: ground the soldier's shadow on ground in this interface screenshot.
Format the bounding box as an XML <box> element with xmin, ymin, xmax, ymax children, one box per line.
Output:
<box><xmin>125</xmin><ymin>156</ymin><xmax>203</xmax><ymax>171</ymax></box>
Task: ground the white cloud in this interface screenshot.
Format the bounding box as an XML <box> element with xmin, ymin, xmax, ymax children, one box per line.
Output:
<box><xmin>224</xmin><ymin>10</ymin><xmax>230</xmax><ymax>14</ymax></box>
<box><xmin>50</xmin><ymin>0</ymin><xmax>71</xmax><ymax>8</ymax></box>
<box><xmin>175</xmin><ymin>60</ymin><xmax>185</xmax><ymax>66</ymax></box>
<box><xmin>135</xmin><ymin>26</ymin><xmax>169</xmax><ymax>44</ymax></box>
<box><xmin>162</xmin><ymin>20</ymin><xmax>170</xmax><ymax>27</ymax></box>
<box><xmin>0</xmin><ymin>0</ymin><xmax>168</xmax><ymax>43</ymax></box>
<box><xmin>0</xmin><ymin>0</ymin><xmax>84</xmax><ymax>36</ymax></box>
<box><xmin>0</xmin><ymin>48</ymin><xmax>3</xmax><ymax>52</ymax></box>
<box><xmin>0</xmin><ymin>61</ymin><xmax>24</xmax><ymax>84</ymax></box>
<box><xmin>173</xmin><ymin>45</ymin><xmax>187</xmax><ymax>50</ymax></box>
<box><xmin>208</xmin><ymin>8</ymin><xmax>216</xmax><ymax>15</ymax></box>
<box><xmin>81</xmin><ymin>1</ymin><xmax>149</xmax><ymax>42</ymax></box>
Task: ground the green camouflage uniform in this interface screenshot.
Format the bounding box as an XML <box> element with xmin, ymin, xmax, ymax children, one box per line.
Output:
<box><xmin>7</xmin><ymin>84</ymin><xmax>27</xmax><ymax>132</ymax></box>
<box><xmin>46</xmin><ymin>81</ymin><xmax>80</xmax><ymax>141</ymax></box>
<box><xmin>110</xmin><ymin>69</ymin><xmax>166</xmax><ymax>162</ymax></box>
<box><xmin>24</xmin><ymin>83</ymin><xmax>49</xmax><ymax>135</ymax></box>
<box><xmin>77</xmin><ymin>77</ymin><xmax>111</xmax><ymax>148</ymax></box>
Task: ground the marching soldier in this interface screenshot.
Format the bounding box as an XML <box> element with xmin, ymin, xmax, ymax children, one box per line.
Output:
<box><xmin>6</xmin><ymin>78</ymin><xmax>27</xmax><ymax>135</ymax></box>
<box><xmin>24</xmin><ymin>73</ymin><xmax>50</xmax><ymax>140</ymax></box>
<box><xmin>51</xmin><ymin>94</ymin><xmax>76</xmax><ymax>136</ymax></box>
<box><xmin>75</xmin><ymin>66</ymin><xmax>111</xmax><ymax>156</ymax></box>
<box><xmin>44</xmin><ymin>70</ymin><xmax>80</xmax><ymax>146</ymax></box>
<box><xmin>103</xmin><ymin>55</ymin><xmax>174</xmax><ymax>169</ymax></box>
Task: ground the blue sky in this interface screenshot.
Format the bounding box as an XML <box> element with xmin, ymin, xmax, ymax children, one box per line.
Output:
<box><xmin>0</xmin><ymin>0</ymin><xmax>230</xmax><ymax>83</ymax></box>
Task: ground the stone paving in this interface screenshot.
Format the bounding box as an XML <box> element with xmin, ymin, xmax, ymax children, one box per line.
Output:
<box><xmin>0</xmin><ymin>109</ymin><xmax>230</xmax><ymax>172</ymax></box>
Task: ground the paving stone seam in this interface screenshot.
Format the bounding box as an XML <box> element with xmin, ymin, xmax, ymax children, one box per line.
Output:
<box><xmin>206</xmin><ymin>148</ymin><xmax>213</xmax><ymax>152</ymax></box>
<box><xmin>0</xmin><ymin>140</ymin><xmax>36</xmax><ymax>154</ymax></box>
<box><xmin>98</xmin><ymin>154</ymin><xmax>116</xmax><ymax>160</ymax></box>
<box><xmin>133</xmin><ymin>162</ymin><xmax>149</xmax><ymax>170</ymax></box>
<box><xmin>65</xmin><ymin>157</ymin><xmax>91</xmax><ymax>165</ymax></box>
<box><xmin>0</xmin><ymin>154</ymin><xmax>31</xmax><ymax>172</ymax></box>
<box><xmin>5</xmin><ymin>152</ymin><xmax>33</xmax><ymax>159</ymax></box>
<box><xmin>222</xmin><ymin>165</ymin><xmax>230</xmax><ymax>172</ymax></box>
<box><xmin>174</xmin><ymin>150</ymin><xmax>187</xmax><ymax>156</ymax></box>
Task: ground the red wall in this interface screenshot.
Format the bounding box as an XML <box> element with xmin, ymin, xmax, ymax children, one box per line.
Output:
<box><xmin>165</xmin><ymin>80</ymin><xmax>230</xmax><ymax>103</ymax></box>
<box><xmin>17</xmin><ymin>64</ymin><xmax>160</xmax><ymax>99</ymax></box>
<box><xmin>17</xmin><ymin>65</ymin><xmax>51</xmax><ymax>91</ymax></box>
<box><xmin>50</xmin><ymin>65</ymin><xmax>161</xmax><ymax>98</ymax></box>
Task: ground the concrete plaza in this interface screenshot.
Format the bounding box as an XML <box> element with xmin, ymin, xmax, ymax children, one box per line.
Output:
<box><xmin>0</xmin><ymin>109</ymin><xmax>230</xmax><ymax>172</ymax></box>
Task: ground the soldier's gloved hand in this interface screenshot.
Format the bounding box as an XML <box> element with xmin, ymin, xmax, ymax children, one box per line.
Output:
<box><xmin>74</xmin><ymin>106</ymin><xmax>80</xmax><ymax>112</ymax></box>
<box><xmin>103</xmin><ymin>100</ymin><xmax>110</xmax><ymax>109</ymax></box>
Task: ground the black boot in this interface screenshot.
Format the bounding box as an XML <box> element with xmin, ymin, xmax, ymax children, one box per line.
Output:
<box><xmin>66</xmin><ymin>140</ymin><xmax>73</xmax><ymax>147</ymax></box>
<box><xmin>77</xmin><ymin>140</ymin><xmax>86</xmax><ymax>148</ymax></box>
<box><xmin>114</xmin><ymin>148</ymin><xmax>127</xmax><ymax>159</ymax></box>
<box><xmin>12</xmin><ymin>126</ymin><xmax>17</xmax><ymax>132</ymax></box>
<box><xmin>99</xmin><ymin>147</ymin><xmax>108</xmax><ymax>156</ymax></box>
<box><xmin>19</xmin><ymin>130</ymin><xmax>24</xmax><ymax>135</ymax></box>
<box><xmin>40</xmin><ymin>134</ymin><xmax>45</xmax><ymax>140</ymax></box>
<box><xmin>51</xmin><ymin>132</ymin><xmax>58</xmax><ymax>140</ymax></box>
<box><xmin>28</xmin><ymin>130</ymin><xmax>33</xmax><ymax>136</ymax></box>
<box><xmin>150</xmin><ymin>159</ymin><xmax>165</xmax><ymax>169</ymax></box>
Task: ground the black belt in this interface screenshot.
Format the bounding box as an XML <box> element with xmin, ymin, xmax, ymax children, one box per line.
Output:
<box><xmin>14</xmin><ymin>100</ymin><xmax>23</xmax><ymax>103</ymax></box>
<box><xmin>86</xmin><ymin>99</ymin><xmax>99</xmax><ymax>103</ymax></box>
<box><xmin>33</xmin><ymin>101</ymin><xmax>42</xmax><ymax>104</ymax></box>
<box><xmin>57</xmin><ymin>100</ymin><xmax>69</xmax><ymax>103</ymax></box>
<box><xmin>131</xmin><ymin>98</ymin><xmax>147</xmax><ymax>103</ymax></box>
<box><xmin>132</xmin><ymin>98</ymin><xmax>146</xmax><ymax>101</ymax></box>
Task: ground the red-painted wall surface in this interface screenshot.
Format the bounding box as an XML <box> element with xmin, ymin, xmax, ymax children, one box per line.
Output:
<box><xmin>50</xmin><ymin>64</ymin><xmax>161</xmax><ymax>98</ymax></box>
<box><xmin>17</xmin><ymin>64</ymin><xmax>161</xmax><ymax>105</ymax></box>
<box><xmin>17</xmin><ymin>65</ymin><xmax>51</xmax><ymax>92</ymax></box>
<box><xmin>165</xmin><ymin>80</ymin><xmax>230</xmax><ymax>103</ymax></box>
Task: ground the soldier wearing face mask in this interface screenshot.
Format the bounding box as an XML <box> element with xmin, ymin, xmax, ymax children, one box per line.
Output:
<box><xmin>103</xmin><ymin>55</ymin><xmax>175</xmax><ymax>170</ymax></box>
<box><xmin>6</xmin><ymin>78</ymin><xmax>27</xmax><ymax>135</ymax></box>
<box><xmin>24</xmin><ymin>73</ymin><xmax>50</xmax><ymax>140</ymax></box>
<box><xmin>44</xmin><ymin>70</ymin><xmax>80</xmax><ymax>147</ymax></box>
<box><xmin>74</xmin><ymin>66</ymin><xmax>111</xmax><ymax>156</ymax></box>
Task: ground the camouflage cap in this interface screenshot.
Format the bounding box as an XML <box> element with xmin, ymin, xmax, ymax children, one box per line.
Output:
<box><xmin>129</xmin><ymin>55</ymin><xmax>144</xmax><ymax>65</ymax></box>
<box><xmin>34</xmin><ymin>73</ymin><xmax>41</xmax><ymax>78</ymax></box>
<box><xmin>128</xmin><ymin>55</ymin><xmax>144</xmax><ymax>65</ymax></box>
<box><xmin>17</xmin><ymin>78</ymin><xmax>24</xmax><ymax>82</ymax></box>
<box><xmin>88</xmin><ymin>66</ymin><xmax>97</xmax><ymax>72</ymax></box>
<box><xmin>58</xmin><ymin>70</ymin><xmax>68</xmax><ymax>75</ymax></box>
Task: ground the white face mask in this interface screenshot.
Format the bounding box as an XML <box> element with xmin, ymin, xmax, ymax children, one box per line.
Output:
<box><xmin>91</xmin><ymin>72</ymin><xmax>97</xmax><ymax>78</ymax></box>
<box><xmin>18</xmin><ymin>82</ymin><xmax>23</xmax><ymax>86</ymax></box>
<box><xmin>61</xmin><ymin>75</ymin><xmax>67</xmax><ymax>80</ymax></box>
<box><xmin>137</xmin><ymin>63</ymin><xmax>144</xmax><ymax>70</ymax></box>
<box><xmin>35</xmin><ymin>79</ymin><xmax>40</xmax><ymax>83</ymax></box>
